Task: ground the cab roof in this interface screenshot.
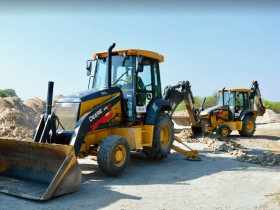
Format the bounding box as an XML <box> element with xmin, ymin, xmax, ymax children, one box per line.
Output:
<box><xmin>217</xmin><ymin>89</ymin><xmax>251</xmax><ymax>93</ymax></box>
<box><xmin>93</xmin><ymin>49</ymin><xmax>164</xmax><ymax>62</ymax></box>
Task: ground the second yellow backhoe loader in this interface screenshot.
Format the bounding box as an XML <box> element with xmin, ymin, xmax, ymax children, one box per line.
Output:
<box><xmin>199</xmin><ymin>81</ymin><xmax>266</xmax><ymax>137</ymax></box>
<box><xmin>172</xmin><ymin>81</ymin><xmax>266</xmax><ymax>137</ymax></box>
<box><xmin>0</xmin><ymin>43</ymin><xmax>199</xmax><ymax>200</ymax></box>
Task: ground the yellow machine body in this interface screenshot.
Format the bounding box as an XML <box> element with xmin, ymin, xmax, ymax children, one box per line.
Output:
<box><xmin>0</xmin><ymin>44</ymin><xmax>199</xmax><ymax>200</ymax></box>
<box><xmin>199</xmin><ymin>82</ymin><xmax>265</xmax><ymax>137</ymax></box>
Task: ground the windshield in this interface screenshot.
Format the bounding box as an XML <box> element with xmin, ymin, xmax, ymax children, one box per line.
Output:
<box><xmin>92</xmin><ymin>55</ymin><xmax>134</xmax><ymax>88</ymax></box>
<box><xmin>217</xmin><ymin>91</ymin><xmax>235</xmax><ymax>106</ymax></box>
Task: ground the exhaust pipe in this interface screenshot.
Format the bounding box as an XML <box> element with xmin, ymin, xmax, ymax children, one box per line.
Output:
<box><xmin>222</xmin><ymin>87</ymin><xmax>225</xmax><ymax>106</ymax></box>
<box><xmin>46</xmin><ymin>81</ymin><xmax>54</xmax><ymax>115</ymax></box>
<box><xmin>107</xmin><ymin>43</ymin><xmax>116</xmax><ymax>89</ymax></box>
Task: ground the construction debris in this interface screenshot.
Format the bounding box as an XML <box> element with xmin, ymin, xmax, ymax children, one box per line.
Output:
<box><xmin>177</xmin><ymin>129</ymin><xmax>280</xmax><ymax>166</ymax></box>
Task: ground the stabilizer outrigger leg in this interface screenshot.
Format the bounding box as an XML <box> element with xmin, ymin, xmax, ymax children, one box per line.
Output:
<box><xmin>172</xmin><ymin>136</ymin><xmax>201</xmax><ymax>161</ymax></box>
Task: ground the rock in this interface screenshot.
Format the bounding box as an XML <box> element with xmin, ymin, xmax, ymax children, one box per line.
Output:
<box><xmin>252</xmin><ymin>156</ymin><xmax>258</xmax><ymax>160</ymax></box>
<box><xmin>275</xmin><ymin>154</ymin><xmax>280</xmax><ymax>163</ymax></box>
<box><xmin>258</xmin><ymin>155</ymin><xmax>264</xmax><ymax>163</ymax></box>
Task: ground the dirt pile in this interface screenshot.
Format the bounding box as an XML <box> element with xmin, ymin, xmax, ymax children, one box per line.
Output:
<box><xmin>178</xmin><ymin>129</ymin><xmax>193</xmax><ymax>141</ymax></box>
<box><xmin>256</xmin><ymin>109</ymin><xmax>280</xmax><ymax>123</ymax></box>
<box><xmin>0</xmin><ymin>95</ymin><xmax>64</xmax><ymax>140</ymax></box>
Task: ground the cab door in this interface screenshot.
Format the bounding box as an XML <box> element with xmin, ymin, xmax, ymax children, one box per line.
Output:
<box><xmin>135</xmin><ymin>57</ymin><xmax>161</xmax><ymax>119</ymax></box>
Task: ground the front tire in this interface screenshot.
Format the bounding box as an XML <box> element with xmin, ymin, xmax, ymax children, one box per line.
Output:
<box><xmin>216</xmin><ymin>124</ymin><xmax>231</xmax><ymax>137</ymax></box>
<box><xmin>97</xmin><ymin>135</ymin><xmax>130</xmax><ymax>176</ymax></box>
<box><xmin>239</xmin><ymin>115</ymin><xmax>256</xmax><ymax>137</ymax></box>
<box><xmin>143</xmin><ymin>112</ymin><xmax>174</xmax><ymax>160</ymax></box>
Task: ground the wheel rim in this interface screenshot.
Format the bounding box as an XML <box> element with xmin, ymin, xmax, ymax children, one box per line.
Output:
<box><xmin>246</xmin><ymin>120</ymin><xmax>254</xmax><ymax>132</ymax></box>
<box><xmin>113</xmin><ymin>145</ymin><xmax>126</xmax><ymax>167</ymax></box>
<box><xmin>160</xmin><ymin>125</ymin><xmax>170</xmax><ymax>148</ymax></box>
<box><xmin>221</xmin><ymin>127</ymin><xmax>228</xmax><ymax>136</ymax></box>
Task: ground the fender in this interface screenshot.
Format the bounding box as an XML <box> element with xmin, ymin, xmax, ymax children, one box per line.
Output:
<box><xmin>69</xmin><ymin>94</ymin><xmax>121</xmax><ymax>156</ymax></box>
<box><xmin>240</xmin><ymin>110</ymin><xmax>255</xmax><ymax>121</ymax></box>
<box><xmin>145</xmin><ymin>99</ymin><xmax>172</xmax><ymax>125</ymax></box>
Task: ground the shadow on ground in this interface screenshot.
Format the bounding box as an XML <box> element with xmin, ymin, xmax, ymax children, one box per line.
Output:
<box><xmin>1</xmin><ymin>149</ymin><xmax>280</xmax><ymax>209</ymax></box>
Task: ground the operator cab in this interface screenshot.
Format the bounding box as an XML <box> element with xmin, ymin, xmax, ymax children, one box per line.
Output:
<box><xmin>217</xmin><ymin>89</ymin><xmax>251</xmax><ymax>120</ymax></box>
<box><xmin>87</xmin><ymin>49</ymin><xmax>164</xmax><ymax>122</ymax></box>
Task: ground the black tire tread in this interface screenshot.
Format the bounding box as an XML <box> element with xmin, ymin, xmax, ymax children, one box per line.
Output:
<box><xmin>143</xmin><ymin>112</ymin><xmax>174</xmax><ymax>160</ymax></box>
<box><xmin>216</xmin><ymin>124</ymin><xmax>231</xmax><ymax>137</ymax></box>
<box><xmin>239</xmin><ymin>115</ymin><xmax>256</xmax><ymax>137</ymax></box>
<box><xmin>97</xmin><ymin>135</ymin><xmax>130</xmax><ymax>176</ymax></box>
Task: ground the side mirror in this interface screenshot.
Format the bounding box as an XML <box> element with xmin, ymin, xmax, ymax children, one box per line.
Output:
<box><xmin>86</xmin><ymin>61</ymin><xmax>92</xmax><ymax>76</ymax></box>
<box><xmin>136</xmin><ymin>56</ymin><xmax>143</xmax><ymax>72</ymax></box>
<box><xmin>122</xmin><ymin>56</ymin><xmax>130</xmax><ymax>67</ymax></box>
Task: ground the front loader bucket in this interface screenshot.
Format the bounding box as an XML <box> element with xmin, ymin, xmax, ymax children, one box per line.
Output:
<box><xmin>0</xmin><ymin>139</ymin><xmax>82</xmax><ymax>200</ymax></box>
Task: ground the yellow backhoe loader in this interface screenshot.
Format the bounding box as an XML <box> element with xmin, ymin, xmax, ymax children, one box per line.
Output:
<box><xmin>0</xmin><ymin>43</ymin><xmax>199</xmax><ymax>200</ymax></box>
<box><xmin>172</xmin><ymin>81</ymin><xmax>266</xmax><ymax>137</ymax></box>
<box><xmin>199</xmin><ymin>81</ymin><xmax>266</xmax><ymax>137</ymax></box>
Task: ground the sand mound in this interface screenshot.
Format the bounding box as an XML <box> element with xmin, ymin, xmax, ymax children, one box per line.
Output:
<box><xmin>256</xmin><ymin>109</ymin><xmax>280</xmax><ymax>124</ymax></box>
<box><xmin>52</xmin><ymin>94</ymin><xmax>64</xmax><ymax>106</ymax></box>
<box><xmin>0</xmin><ymin>95</ymin><xmax>63</xmax><ymax>140</ymax></box>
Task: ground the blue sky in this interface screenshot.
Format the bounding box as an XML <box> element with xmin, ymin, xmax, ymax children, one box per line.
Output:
<box><xmin>1</xmin><ymin>1</ymin><xmax>280</xmax><ymax>102</ymax></box>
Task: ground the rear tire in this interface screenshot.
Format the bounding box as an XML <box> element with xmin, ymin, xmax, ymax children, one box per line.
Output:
<box><xmin>216</xmin><ymin>124</ymin><xmax>231</xmax><ymax>137</ymax></box>
<box><xmin>239</xmin><ymin>115</ymin><xmax>255</xmax><ymax>137</ymax></box>
<box><xmin>143</xmin><ymin>112</ymin><xmax>174</xmax><ymax>160</ymax></box>
<box><xmin>97</xmin><ymin>135</ymin><xmax>130</xmax><ymax>176</ymax></box>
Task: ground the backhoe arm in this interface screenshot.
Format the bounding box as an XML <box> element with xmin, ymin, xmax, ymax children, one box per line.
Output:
<box><xmin>163</xmin><ymin>81</ymin><xmax>200</xmax><ymax>125</ymax></box>
<box><xmin>163</xmin><ymin>81</ymin><xmax>205</xmax><ymax>138</ymax></box>
<box><xmin>249</xmin><ymin>81</ymin><xmax>266</xmax><ymax>116</ymax></box>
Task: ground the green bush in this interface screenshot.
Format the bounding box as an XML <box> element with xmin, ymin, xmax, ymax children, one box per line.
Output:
<box><xmin>175</xmin><ymin>95</ymin><xmax>217</xmax><ymax>111</ymax></box>
<box><xmin>0</xmin><ymin>89</ymin><xmax>19</xmax><ymax>98</ymax></box>
<box><xmin>269</xmin><ymin>102</ymin><xmax>280</xmax><ymax>113</ymax></box>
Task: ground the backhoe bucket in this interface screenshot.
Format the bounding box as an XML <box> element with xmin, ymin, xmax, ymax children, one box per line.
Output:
<box><xmin>191</xmin><ymin>126</ymin><xmax>204</xmax><ymax>139</ymax></box>
<box><xmin>192</xmin><ymin>119</ymin><xmax>206</xmax><ymax>139</ymax></box>
<box><xmin>0</xmin><ymin>139</ymin><xmax>82</xmax><ymax>200</ymax></box>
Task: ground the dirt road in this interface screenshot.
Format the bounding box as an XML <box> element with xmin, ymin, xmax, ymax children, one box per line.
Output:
<box><xmin>1</xmin><ymin>123</ymin><xmax>280</xmax><ymax>209</ymax></box>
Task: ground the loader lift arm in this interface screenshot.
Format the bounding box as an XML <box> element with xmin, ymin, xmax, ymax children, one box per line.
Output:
<box><xmin>249</xmin><ymin>80</ymin><xmax>266</xmax><ymax>116</ymax></box>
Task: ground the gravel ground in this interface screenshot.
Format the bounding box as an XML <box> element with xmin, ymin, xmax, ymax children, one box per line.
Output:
<box><xmin>0</xmin><ymin>124</ymin><xmax>280</xmax><ymax>210</ymax></box>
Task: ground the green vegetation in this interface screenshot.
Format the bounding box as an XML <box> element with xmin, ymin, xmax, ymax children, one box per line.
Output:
<box><xmin>175</xmin><ymin>96</ymin><xmax>217</xmax><ymax>111</ymax></box>
<box><xmin>0</xmin><ymin>89</ymin><xmax>19</xmax><ymax>98</ymax></box>
<box><xmin>264</xmin><ymin>101</ymin><xmax>280</xmax><ymax>113</ymax></box>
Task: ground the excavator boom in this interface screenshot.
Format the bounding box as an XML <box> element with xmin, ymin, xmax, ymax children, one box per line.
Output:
<box><xmin>250</xmin><ymin>81</ymin><xmax>266</xmax><ymax>116</ymax></box>
<box><xmin>163</xmin><ymin>81</ymin><xmax>205</xmax><ymax>138</ymax></box>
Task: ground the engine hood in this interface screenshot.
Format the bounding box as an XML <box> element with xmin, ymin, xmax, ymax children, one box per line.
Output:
<box><xmin>199</xmin><ymin>105</ymin><xmax>228</xmax><ymax>117</ymax></box>
<box><xmin>57</xmin><ymin>86</ymin><xmax>121</xmax><ymax>103</ymax></box>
